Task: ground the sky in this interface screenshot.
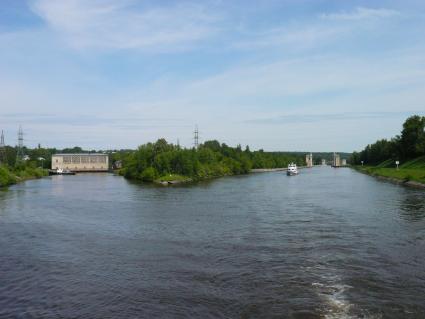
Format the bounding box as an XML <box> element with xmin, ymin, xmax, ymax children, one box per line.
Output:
<box><xmin>0</xmin><ymin>0</ymin><xmax>424</xmax><ymax>152</ymax></box>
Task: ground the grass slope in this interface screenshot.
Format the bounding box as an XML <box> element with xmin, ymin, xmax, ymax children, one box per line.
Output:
<box><xmin>400</xmin><ymin>156</ymin><xmax>425</xmax><ymax>169</ymax></box>
<box><xmin>358</xmin><ymin>156</ymin><xmax>425</xmax><ymax>185</ymax></box>
<box><xmin>375</xmin><ymin>159</ymin><xmax>394</xmax><ymax>168</ymax></box>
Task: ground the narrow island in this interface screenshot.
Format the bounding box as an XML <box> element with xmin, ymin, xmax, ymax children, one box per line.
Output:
<box><xmin>117</xmin><ymin>139</ymin><xmax>304</xmax><ymax>185</ymax></box>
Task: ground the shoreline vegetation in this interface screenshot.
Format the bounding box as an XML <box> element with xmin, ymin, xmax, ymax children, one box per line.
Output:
<box><xmin>0</xmin><ymin>145</ymin><xmax>113</xmax><ymax>188</ymax></box>
<box><xmin>350</xmin><ymin>115</ymin><xmax>425</xmax><ymax>189</ymax></box>
<box><xmin>353</xmin><ymin>164</ymin><xmax>425</xmax><ymax>189</ymax></box>
<box><xmin>118</xmin><ymin>139</ymin><xmax>305</xmax><ymax>185</ymax></box>
<box><xmin>0</xmin><ymin>165</ymin><xmax>48</xmax><ymax>188</ymax></box>
<box><xmin>0</xmin><ymin>144</ymin><xmax>88</xmax><ymax>188</ymax></box>
<box><xmin>1</xmin><ymin>140</ymin><xmax>345</xmax><ymax>187</ymax></box>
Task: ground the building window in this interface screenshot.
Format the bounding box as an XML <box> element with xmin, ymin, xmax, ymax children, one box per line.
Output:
<box><xmin>72</xmin><ymin>156</ymin><xmax>81</xmax><ymax>164</ymax></box>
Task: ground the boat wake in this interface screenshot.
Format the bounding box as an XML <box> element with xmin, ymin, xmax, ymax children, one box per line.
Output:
<box><xmin>312</xmin><ymin>274</ymin><xmax>382</xmax><ymax>319</ymax></box>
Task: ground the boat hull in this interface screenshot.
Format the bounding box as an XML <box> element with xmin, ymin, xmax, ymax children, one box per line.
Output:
<box><xmin>48</xmin><ymin>170</ymin><xmax>76</xmax><ymax>176</ymax></box>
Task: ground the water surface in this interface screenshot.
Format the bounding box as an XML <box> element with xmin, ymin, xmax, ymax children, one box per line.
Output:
<box><xmin>0</xmin><ymin>168</ymin><xmax>424</xmax><ymax>318</ymax></box>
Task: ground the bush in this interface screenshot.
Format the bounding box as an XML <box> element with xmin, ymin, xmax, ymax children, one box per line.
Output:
<box><xmin>140</xmin><ymin>167</ymin><xmax>158</xmax><ymax>182</ymax></box>
<box><xmin>0</xmin><ymin>166</ymin><xmax>17</xmax><ymax>187</ymax></box>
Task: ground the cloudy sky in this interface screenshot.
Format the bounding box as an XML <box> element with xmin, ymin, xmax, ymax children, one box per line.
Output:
<box><xmin>0</xmin><ymin>0</ymin><xmax>424</xmax><ymax>151</ymax></box>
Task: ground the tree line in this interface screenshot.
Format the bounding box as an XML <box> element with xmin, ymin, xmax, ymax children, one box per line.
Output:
<box><xmin>351</xmin><ymin>115</ymin><xmax>425</xmax><ymax>165</ymax></box>
<box><xmin>119</xmin><ymin>139</ymin><xmax>304</xmax><ymax>182</ymax></box>
<box><xmin>1</xmin><ymin>145</ymin><xmax>107</xmax><ymax>169</ymax></box>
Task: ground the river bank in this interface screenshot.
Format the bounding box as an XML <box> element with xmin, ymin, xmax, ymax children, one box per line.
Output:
<box><xmin>154</xmin><ymin>174</ymin><xmax>193</xmax><ymax>185</ymax></box>
<box><xmin>0</xmin><ymin>166</ymin><xmax>48</xmax><ymax>188</ymax></box>
<box><xmin>251</xmin><ymin>168</ymin><xmax>287</xmax><ymax>173</ymax></box>
<box><xmin>353</xmin><ymin>166</ymin><xmax>425</xmax><ymax>189</ymax></box>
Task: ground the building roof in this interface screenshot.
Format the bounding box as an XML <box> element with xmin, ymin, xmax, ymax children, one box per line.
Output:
<box><xmin>53</xmin><ymin>153</ymin><xmax>108</xmax><ymax>156</ymax></box>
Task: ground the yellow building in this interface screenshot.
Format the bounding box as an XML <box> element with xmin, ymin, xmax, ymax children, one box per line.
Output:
<box><xmin>51</xmin><ymin>154</ymin><xmax>109</xmax><ymax>172</ymax></box>
<box><xmin>305</xmin><ymin>153</ymin><xmax>313</xmax><ymax>167</ymax></box>
<box><xmin>332</xmin><ymin>153</ymin><xmax>341</xmax><ymax>167</ymax></box>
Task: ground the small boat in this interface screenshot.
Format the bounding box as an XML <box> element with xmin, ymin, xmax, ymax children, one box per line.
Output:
<box><xmin>49</xmin><ymin>168</ymin><xmax>76</xmax><ymax>176</ymax></box>
<box><xmin>287</xmin><ymin>163</ymin><xmax>299</xmax><ymax>176</ymax></box>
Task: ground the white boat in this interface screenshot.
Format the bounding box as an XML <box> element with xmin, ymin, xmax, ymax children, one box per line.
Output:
<box><xmin>287</xmin><ymin>163</ymin><xmax>299</xmax><ymax>176</ymax></box>
<box><xmin>48</xmin><ymin>168</ymin><xmax>76</xmax><ymax>175</ymax></box>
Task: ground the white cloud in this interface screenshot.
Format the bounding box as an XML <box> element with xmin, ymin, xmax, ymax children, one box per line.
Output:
<box><xmin>232</xmin><ymin>24</ymin><xmax>350</xmax><ymax>51</ymax></box>
<box><xmin>119</xmin><ymin>49</ymin><xmax>425</xmax><ymax>139</ymax></box>
<box><xmin>30</xmin><ymin>0</ymin><xmax>219</xmax><ymax>51</ymax></box>
<box><xmin>232</xmin><ymin>7</ymin><xmax>401</xmax><ymax>52</ymax></box>
<box><xmin>320</xmin><ymin>7</ymin><xmax>400</xmax><ymax>21</ymax></box>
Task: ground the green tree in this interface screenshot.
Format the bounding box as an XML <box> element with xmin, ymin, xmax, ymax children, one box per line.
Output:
<box><xmin>141</xmin><ymin>167</ymin><xmax>158</xmax><ymax>182</ymax></box>
<box><xmin>400</xmin><ymin>115</ymin><xmax>425</xmax><ymax>159</ymax></box>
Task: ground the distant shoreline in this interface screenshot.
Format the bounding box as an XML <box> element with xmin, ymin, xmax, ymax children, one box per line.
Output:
<box><xmin>250</xmin><ymin>168</ymin><xmax>287</xmax><ymax>173</ymax></box>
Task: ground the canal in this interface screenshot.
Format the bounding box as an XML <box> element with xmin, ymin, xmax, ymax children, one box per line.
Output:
<box><xmin>0</xmin><ymin>167</ymin><xmax>424</xmax><ymax>318</ymax></box>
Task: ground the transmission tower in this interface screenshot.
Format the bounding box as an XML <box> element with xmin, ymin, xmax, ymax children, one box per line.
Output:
<box><xmin>193</xmin><ymin>125</ymin><xmax>199</xmax><ymax>149</ymax></box>
<box><xmin>16</xmin><ymin>125</ymin><xmax>24</xmax><ymax>162</ymax></box>
<box><xmin>0</xmin><ymin>130</ymin><xmax>6</xmax><ymax>164</ymax></box>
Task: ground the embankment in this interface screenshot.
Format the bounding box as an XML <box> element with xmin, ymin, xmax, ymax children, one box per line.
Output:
<box><xmin>353</xmin><ymin>166</ymin><xmax>425</xmax><ymax>189</ymax></box>
<box><xmin>0</xmin><ymin>166</ymin><xmax>48</xmax><ymax>188</ymax></box>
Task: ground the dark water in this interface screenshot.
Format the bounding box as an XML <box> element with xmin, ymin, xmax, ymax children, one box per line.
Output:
<box><xmin>0</xmin><ymin>168</ymin><xmax>424</xmax><ymax>318</ymax></box>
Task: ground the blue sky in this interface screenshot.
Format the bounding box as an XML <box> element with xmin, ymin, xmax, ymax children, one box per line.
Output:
<box><xmin>0</xmin><ymin>0</ymin><xmax>424</xmax><ymax>151</ymax></box>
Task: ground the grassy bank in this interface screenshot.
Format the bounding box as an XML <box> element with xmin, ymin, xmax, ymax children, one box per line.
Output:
<box><xmin>354</xmin><ymin>156</ymin><xmax>425</xmax><ymax>186</ymax></box>
<box><xmin>0</xmin><ymin>165</ymin><xmax>48</xmax><ymax>188</ymax></box>
<box><xmin>357</xmin><ymin>167</ymin><xmax>425</xmax><ymax>184</ymax></box>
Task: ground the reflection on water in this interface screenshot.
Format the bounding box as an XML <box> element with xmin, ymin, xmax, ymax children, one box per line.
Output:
<box><xmin>0</xmin><ymin>169</ymin><xmax>424</xmax><ymax>318</ymax></box>
<box><xmin>399</xmin><ymin>191</ymin><xmax>425</xmax><ymax>221</ymax></box>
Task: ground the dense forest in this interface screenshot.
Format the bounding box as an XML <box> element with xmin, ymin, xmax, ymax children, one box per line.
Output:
<box><xmin>351</xmin><ymin>115</ymin><xmax>425</xmax><ymax>165</ymax></box>
<box><xmin>119</xmin><ymin>139</ymin><xmax>304</xmax><ymax>182</ymax></box>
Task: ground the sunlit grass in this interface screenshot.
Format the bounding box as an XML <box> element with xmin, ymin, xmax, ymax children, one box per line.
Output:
<box><xmin>359</xmin><ymin>166</ymin><xmax>425</xmax><ymax>184</ymax></box>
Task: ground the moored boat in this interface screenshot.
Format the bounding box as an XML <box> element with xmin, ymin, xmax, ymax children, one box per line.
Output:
<box><xmin>49</xmin><ymin>168</ymin><xmax>76</xmax><ymax>176</ymax></box>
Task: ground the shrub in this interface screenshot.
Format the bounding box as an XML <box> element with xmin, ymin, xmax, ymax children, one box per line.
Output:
<box><xmin>0</xmin><ymin>166</ymin><xmax>17</xmax><ymax>187</ymax></box>
<box><xmin>140</xmin><ymin>167</ymin><xmax>158</xmax><ymax>182</ymax></box>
